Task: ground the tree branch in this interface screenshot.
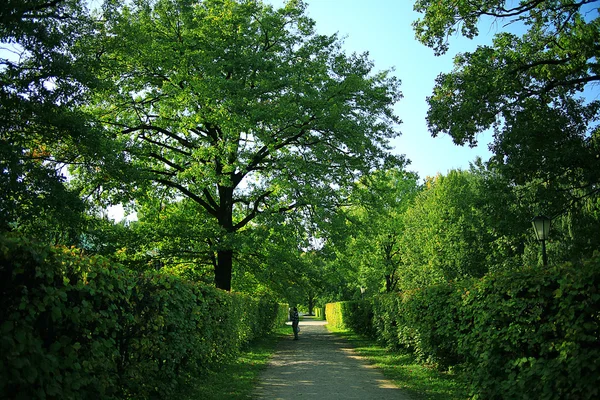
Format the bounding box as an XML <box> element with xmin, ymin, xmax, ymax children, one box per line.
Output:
<box><xmin>233</xmin><ymin>190</ymin><xmax>273</xmax><ymax>231</ymax></box>
<box><xmin>139</xmin><ymin>133</ymin><xmax>192</xmax><ymax>157</ymax></box>
<box><xmin>246</xmin><ymin>116</ymin><xmax>317</xmax><ymax>173</ymax></box>
<box><xmin>123</xmin><ymin>125</ymin><xmax>195</xmax><ymax>149</ymax></box>
<box><xmin>155</xmin><ymin>178</ymin><xmax>219</xmax><ymax>218</ymax></box>
<box><xmin>148</xmin><ymin>152</ymin><xmax>186</xmax><ymax>172</ymax></box>
<box><xmin>202</xmin><ymin>188</ymin><xmax>219</xmax><ymax>210</ymax></box>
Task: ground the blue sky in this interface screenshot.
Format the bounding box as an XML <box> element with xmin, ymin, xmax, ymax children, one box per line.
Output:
<box><xmin>268</xmin><ymin>0</ymin><xmax>501</xmax><ymax>179</ymax></box>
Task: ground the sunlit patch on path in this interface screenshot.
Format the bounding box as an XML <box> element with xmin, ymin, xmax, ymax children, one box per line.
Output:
<box><xmin>254</xmin><ymin>317</ymin><xmax>411</xmax><ymax>399</ymax></box>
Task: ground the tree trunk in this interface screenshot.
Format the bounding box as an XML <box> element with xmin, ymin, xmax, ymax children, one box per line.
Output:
<box><xmin>214</xmin><ymin>249</ymin><xmax>233</xmax><ymax>291</ymax></box>
<box><xmin>215</xmin><ymin>184</ymin><xmax>234</xmax><ymax>291</ymax></box>
<box><xmin>385</xmin><ymin>274</ymin><xmax>393</xmax><ymax>293</ymax></box>
<box><xmin>307</xmin><ymin>295</ymin><xmax>315</xmax><ymax>316</ymax></box>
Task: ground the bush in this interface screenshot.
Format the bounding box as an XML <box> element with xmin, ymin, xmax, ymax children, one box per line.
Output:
<box><xmin>0</xmin><ymin>234</ymin><xmax>286</xmax><ymax>400</ymax></box>
<box><xmin>0</xmin><ymin>234</ymin><xmax>131</xmax><ymax>399</ymax></box>
<box><xmin>230</xmin><ymin>295</ymin><xmax>288</xmax><ymax>350</ymax></box>
<box><xmin>368</xmin><ymin>255</ymin><xmax>600</xmax><ymax>399</ymax></box>
<box><xmin>459</xmin><ymin>256</ymin><xmax>600</xmax><ymax>399</ymax></box>
<box><xmin>315</xmin><ymin>307</ymin><xmax>326</xmax><ymax>320</ymax></box>
<box><xmin>385</xmin><ymin>284</ymin><xmax>465</xmax><ymax>367</ymax></box>
<box><xmin>325</xmin><ymin>301</ymin><xmax>374</xmax><ymax>337</ymax></box>
<box><xmin>371</xmin><ymin>293</ymin><xmax>402</xmax><ymax>350</ymax></box>
<box><xmin>409</xmin><ymin>284</ymin><xmax>465</xmax><ymax>367</ymax></box>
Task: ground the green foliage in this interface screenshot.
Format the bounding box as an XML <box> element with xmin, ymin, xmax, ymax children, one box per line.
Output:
<box><xmin>333</xmin><ymin>168</ymin><xmax>421</xmax><ymax>293</ymax></box>
<box><xmin>459</xmin><ymin>255</ymin><xmax>600</xmax><ymax>399</ymax></box>
<box><xmin>315</xmin><ymin>307</ymin><xmax>326</xmax><ymax>320</ymax></box>
<box><xmin>373</xmin><ymin>287</ymin><xmax>464</xmax><ymax>368</ymax></box>
<box><xmin>413</xmin><ymin>0</ymin><xmax>600</xmax><ymax>215</ymax></box>
<box><xmin>0</xmin><ymin>0</ymin><xmax>100</xmax><ymax>240</ymax></box>
<box><xmin>369</xmin><ymin>254</ymin><xmax>600</xmax><ymax>399</ymax></box>
<box><xmin>399</xmin><ymin>169</ymin><xmax>511</xmax><ymax>289</ymax></box>
<box><xmin>325</xmin><ymin>301</ymin><xmax>374</xmax><ymax>338</ymax></box>
<box><xmin>0</xmin><ymin>233</ymin><xmax>287</xmax><ymax>399</ymax></box>
<box><xmin>0</xmin><ymin>233</ymin><xmax>130</xmax><ymax>399</ymax></box>
<box><xmin>80</xmin><ymin>0</ymin><xmax>403</xmax><ymax>290</ymax></box>
<box><xmin>371</xmin><ymin>293</ymin><xmax>402</xmax><ymax>351</ymax></box>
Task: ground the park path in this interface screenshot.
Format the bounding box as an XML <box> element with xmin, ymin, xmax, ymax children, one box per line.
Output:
<box><xmin>253</xmin><ymin>317</ymin><xmax>411</xmax><ymax>400</ymax></box>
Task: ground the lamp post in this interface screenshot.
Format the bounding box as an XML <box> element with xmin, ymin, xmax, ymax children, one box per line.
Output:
<box><xmin>532</xmin><ymin>215</ymin><xmax>551</xmax><ymax>267</ymax></box>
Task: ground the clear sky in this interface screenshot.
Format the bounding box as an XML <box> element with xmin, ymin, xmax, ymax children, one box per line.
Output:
<box><xmin>268</xmin><ymin>0</ymin><xmax>502</xmax><ymax>179</ymax></box>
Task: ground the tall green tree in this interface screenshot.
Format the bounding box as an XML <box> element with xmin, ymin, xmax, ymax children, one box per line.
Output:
<box><xmin>413</xmin><ymin>0</ymin><xmax>600</xmax><ymax>216</ymax></box>
<box><xmin>399</xmin><ymin>169</ymin><xmax>525</xmax><ymax>289</ymax></box>
<box><xmin>341</xmin><ymin>168</ymin><xmax>421</xmax><ymax>293</ymax></box>
<box><xmin>84</xmin><ymin>0</ymin><xmax>402</xmax><ymax>290</ymax></box>
<box><xmin>1</xmin><ymin>0</ymin><xmax>99</xmax><ymax>241</ymax></box>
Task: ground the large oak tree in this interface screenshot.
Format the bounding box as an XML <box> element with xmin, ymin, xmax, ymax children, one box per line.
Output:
<box><xmin>85</xmin><ymin>0</ymin><xmax>402</xmax><ymax>290</ymax></box>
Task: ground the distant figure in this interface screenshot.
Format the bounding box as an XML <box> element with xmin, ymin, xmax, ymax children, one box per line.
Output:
<box><xmin>291</xmin><ymin>307</ymin><xmax>300</xmax><ymax>340</ymax></box>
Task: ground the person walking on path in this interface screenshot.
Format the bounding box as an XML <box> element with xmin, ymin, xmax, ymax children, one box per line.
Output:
<box><xmin>290</xmin><ymin>307</ymin><xmax>300</xmax><ymax>340</ymax></box>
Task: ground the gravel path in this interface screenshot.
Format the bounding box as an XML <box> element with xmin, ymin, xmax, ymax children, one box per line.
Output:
<box><xmin>253</xmin><ymin>317</ymin><xmax>411</xmax><ymax>400</ymax></box>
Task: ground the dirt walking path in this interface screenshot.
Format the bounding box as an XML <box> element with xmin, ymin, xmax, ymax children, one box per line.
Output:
<box><xmin>253</xmin><ymin>317</ymin><xmax>411</xmax><ymax>399</ymax></box>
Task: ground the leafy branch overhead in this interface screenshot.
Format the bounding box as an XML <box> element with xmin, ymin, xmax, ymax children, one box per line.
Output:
<box><xmin>413</xmin><ymin>0</ymin><xmax>600</xmax><ymax>215</ymax></box>
<box><xmin>0</xmin><ymin>0</ymin><xmax>101</xmax><ymax>239</ymax></box>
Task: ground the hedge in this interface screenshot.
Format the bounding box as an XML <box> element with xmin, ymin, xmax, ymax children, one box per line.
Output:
<box><xmin>315</xmin><ymin>307</ymin><xmax>326</xmax><ymax>320</ymax></box>
<box><xmin>325</xmin><ymin>301</ymin><xmax>375</xmax><ymax>337</ymax></box>
<box><xmin>457</xmin><ymin>256</ymin><xmax>600</xmax><ymax>399</ymax></box>
<box><xmin>0</xmin><ymin>234</ymin><xmax>287</xmax><ymax>399</ymax></box>
<box><xmin>372</xmin><ymin>283</ymin><xmax>464</xmax><ymax>367</ymax></box>
<box><xmin>330</xmin><ymin>253</ymin><xmax>600</xmax><ymax>399</ymax></box>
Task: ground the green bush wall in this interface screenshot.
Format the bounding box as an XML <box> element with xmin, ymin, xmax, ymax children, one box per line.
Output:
<box><xmin>330</xmin><ymin>254</ymin><xmax>600</xmax><ymax>399</ymax></box>
<box><xmin>372</xmin><ymin>283</ymin><xmax>464</xmax><ymax>367</ymax></box>
<box><xmin>0</xmin><ymin>234</ymin><xmax>286</xmax><ymax>399</ymax></box>
<box><xmin>325</xmin><ymin>301</ymin><xmax>374</xmax><ymax>337</ymax></box>
<box><xmin>457</xmin><ymin>257</ymin><xmax>600</xmax><ymax>399</ymax></box>
<box><xmin>315</xmin><ymin>307</ymin><xmax>326</xmax><ymax>320</ymax></box>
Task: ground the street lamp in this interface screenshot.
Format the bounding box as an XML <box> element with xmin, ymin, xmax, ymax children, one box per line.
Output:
<box><xmin>532</xmin><ymin>215</ymin><xmax>551</xmax><ymax>267</ymax></box>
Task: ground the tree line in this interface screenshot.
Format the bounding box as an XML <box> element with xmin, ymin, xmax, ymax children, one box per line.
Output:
<box><xmin>2</xmin><ymin>0</ymin><xmax>598</xmax><ymax>306</ymax></box>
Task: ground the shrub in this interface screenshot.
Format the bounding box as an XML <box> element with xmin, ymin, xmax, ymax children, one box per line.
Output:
<box><xmin>325</xmin><ymin>301</ymin><xmax>374</xmax><ymax>337</ymax></box>
<box><xmin>399</xmin><ymin>283</ymin><xmax>465</xmax><ymax>367</ymax></box>
<box><xmin>368</xmin><ymin>255</ymin><xmax>600</xmax><ymax>399</ymax></box>
<box><xmin>274</xmin><ymin>301</ymin><xmax>291</xmax><ymax>327</ymax></box>
<box><xmin>315</xmin><ymin>307</ymin><xmax>326</xmax><ymax>320</ymax></box>
<box><xmin>459</xmin><ymin>256</ymin><xmax>600</xmax><ymax>399</ymax></box>
<box><xmin>371</xmin><ymin>293</ymin><xmax>402</xmax><ymax>350</ymax></box>
<box><xmin>116</xmin><ymin>272</ymin><xmax>221</xmax><ymax>398</ymax></box>
<box><xmin>0</xmin><ymin>234</ymin><xmax>286</xmax><ymax>399</ymax></box>
<box><xmin>0</xmin><ymin>234</ymin><xmax>129</xmax><ymax>399</ymax></box>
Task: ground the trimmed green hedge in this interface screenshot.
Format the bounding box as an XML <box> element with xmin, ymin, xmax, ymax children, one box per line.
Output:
<box><xmin>331</xmin><ymin>254</ymin><xmax>600</xmax><ymax>399</ymax></box>
<box><xmin>458</xmin><ymin>257</ymin><xmax>600</xmax><ymax>399</ymax></box>
<box><xmin>325</xmin><ymin>301</ymin><xmax>374</xmax><ymax>337</ymax></box>
<box><xmin>0</xmin><ymin>234</ymin><xmax>286</xmax><ymax>399</ymax></box>
<box><xmin>372</xmin><ymin>283</ymin><xmax>464</xmax><ymax>367</ymax></box>
<box><xmin>315</xmin><ymin>307</ymin><xmax>326</xmax><ymax>320</ymax></box>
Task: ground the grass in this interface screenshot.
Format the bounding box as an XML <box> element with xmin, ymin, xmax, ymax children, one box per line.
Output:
<box><xmin>326</xmin><ymin>327</ymin><xmax>469</xmax><ymax>400</ymax></box>
<box><xmin>185</xmin><ymin>325</ymin><xmax>290</xmax><ymax>400</ymax></box>
<box><xmin>184</xmin><ymin>321</ymin><xmax>467</xmax><ymax>399</ymax></box>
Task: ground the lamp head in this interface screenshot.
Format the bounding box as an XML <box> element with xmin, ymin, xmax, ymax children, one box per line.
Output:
<box><xmin>532</xmin><ymin>215</ymin><xmax>551</xmax><ymax>241</ymax></box>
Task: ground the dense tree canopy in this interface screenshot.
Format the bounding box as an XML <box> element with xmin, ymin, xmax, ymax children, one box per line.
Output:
<box><xmin>336</xmin><ymin>168</ymin><xmax>421</xmax><ymax>293</ymax></box>
<box><xmin>4</xmin><ymin>0</ymin><xmax>597</xmax><ymax>304</ymax></box>
<box><xmin>0</xmin><ymin>0</ymin><xmax>99</xmax><ymax>241</ymax></box>
<box><xmin>413</xmin><ymin>0</ymin><xmax>600</xmax><ymax>216</ymax></box>
<box><xmin>80</xmin><ymin>0</ymin><xmax>402</xmax><ymax>290</ymax></box>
